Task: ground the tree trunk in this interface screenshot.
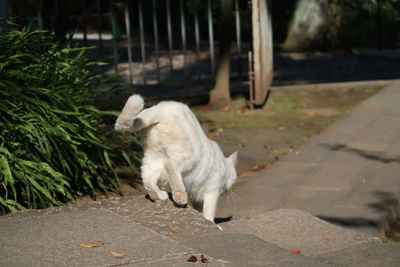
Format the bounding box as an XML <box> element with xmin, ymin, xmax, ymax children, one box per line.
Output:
<box><xmin>282</xmin><ymin>0</ymin><xmax>329</xmax><ymax>51</ymax></box>
<box><xmin>209</xmin><ymin>0</ymin><xmax>233</xmax><ymax>108</ymax></box>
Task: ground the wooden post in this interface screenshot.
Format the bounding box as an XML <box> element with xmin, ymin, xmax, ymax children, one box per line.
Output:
<box><xmin>251</xmin><ymin>0</ymin><xmax>273</xmax><ymax>106</ymax></box>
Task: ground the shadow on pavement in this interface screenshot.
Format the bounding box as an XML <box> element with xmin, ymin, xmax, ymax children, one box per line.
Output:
<box><xmin>318</xmin><ymin>191</ymin><xmax>399</xmax><ymax>230</ymax></box>
<box><xmin>322</xmin><ymin>143</ymin><xmax>400</xmax><ymax>163</ymax></box>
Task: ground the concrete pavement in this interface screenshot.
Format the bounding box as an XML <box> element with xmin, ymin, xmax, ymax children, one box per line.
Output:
<box><xmin>218</xmin><ymin>82</ymin><xmax>400</xmax><ymax>238</ymax></box>
<box><xmin>1</xmin><ymin>82</ymin><xmax>400</xmax><ymax>266</ymax></box>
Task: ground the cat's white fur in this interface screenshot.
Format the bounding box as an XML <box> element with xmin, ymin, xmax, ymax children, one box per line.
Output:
<box><xmin>115</xmin><ymin>95</ymin><xmax>238</xmax><ymax>222</ymax></box>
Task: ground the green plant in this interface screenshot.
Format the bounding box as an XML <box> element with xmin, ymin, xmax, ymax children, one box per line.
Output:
<box><xmin>338</xmin><ymin>0</ymin><xmax>400</xmax><ymax>48</ymax></box>
<box><xmin>0</xmin><ymin>24</ymin><xmax>141</xmax><ymax>213</ymax></box>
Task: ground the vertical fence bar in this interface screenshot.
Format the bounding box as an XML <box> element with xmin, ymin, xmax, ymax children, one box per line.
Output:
<box><xmin>248</xmin><ymin>51</ymin><xmax>254</xmax><ymax>109</ymax></box>
<box><xmin>138</xmin><ymin>0</ymin><xmax>146</xmax><ymax>85</ymax></box>
<box><xmin>95</xmin><ymin>0</ymin><xmax>103</xmax><ymax>58</ymax></box>
<box><xmin>124</xmin><ymin>0</ymin><xmax>133</xmax><ymax>86</ymax></box>
<box><xmin>180</xmin><ymin>0</ymin><xmax>187</xmax><ymax>74</ymax></box>
<box><xmin>166</xmin><ymin>0</ymin><xmax>174</xmax><ymax>72</ymax></box>
<box><xmin>235</xmin><ymin>0</ymin><xmax>242</xmax><ymax>80</ymax></box>
<box><xmin>376</xmin><ymin>0</ymin><xmax>382</xmax><ymax>50</ymax></box>
<box><xmin>110</xmin><ymin>0</ymin><xmax>119</xmax><ymax>73</ymax></box>
<box><xmin>37</xmin><ymin>0</ymin><xmax>43</xmax><ymax>29</ymax></box>
<box><xmin>207</xmin><ymin>0</ymin><xmax>215</xmax><ymax>75</ymax></box>
<box><xmin>194</xmin><ymin>0</ymin><xmax>201</xmax><ymax>80</ymax></box>
<box><xmin>80</xmin><ymin>0</ymin><xmax>88</xmax><ymax>46</ymax></box>
<box><xmin>152</xmin><ymin>0</ymin><xmax>160</xmax><ymax>83</ymax></box>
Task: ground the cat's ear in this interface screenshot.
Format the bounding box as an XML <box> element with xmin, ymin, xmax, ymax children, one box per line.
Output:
<box><xmin>228</xmin><ymin>151</ymin><xmax>238</xmax><ymax>165</ymax></box>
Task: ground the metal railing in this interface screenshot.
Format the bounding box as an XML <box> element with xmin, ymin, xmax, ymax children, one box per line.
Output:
<box><xmin>8</xmin><ymin>0</ymin><xmax>252</xmax><ymax>89</ymax></box>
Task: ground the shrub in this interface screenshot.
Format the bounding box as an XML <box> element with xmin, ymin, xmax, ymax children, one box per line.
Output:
<box><xmin>338</xmin><ymin>0</ymin><xmax>400</xmax><ymax>48</ymax></box>
<box><xmin>0</xmin><ymin>24</ymin><xmax>141</xmax><ymax>213</ymax></box>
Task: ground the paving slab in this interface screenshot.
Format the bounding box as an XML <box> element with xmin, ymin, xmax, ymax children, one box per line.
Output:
<box><xmin>183</xmin><ymin>233</ymin><xmax>330</xmax><ymax>267</ymax></box>
<box><xmin>221</xmin><ymin>209</ymin><xmax>380</xmax><ymax>257</ymax></box>
<box><xmin>0</xmin><ymin>208</ymin><xmax>222</xmax><ymax>267</ymax></box>
<box><xmin>316</xmin><ymin>242</ymin><xmax>400</xmax><ymax>267</ymax></box>
<box><xmin>5</xmin><ymin>195</ymin><xmax>221</xmax><ymax>243</ymax></box>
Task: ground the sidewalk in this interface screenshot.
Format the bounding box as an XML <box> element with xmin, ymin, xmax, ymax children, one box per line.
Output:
<box><xmin>218</xmin><ymin>82</ymin><xmax>400</xmax><ymax>237</ymax></box>
<box><xmin>1</xmin><ymin>82</ymin><xmax>400</xmax><ymax>266</ymax></box>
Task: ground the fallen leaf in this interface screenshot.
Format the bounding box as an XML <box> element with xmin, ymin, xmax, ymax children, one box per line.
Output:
<box><xmin>323</xmin><ymin>237</ymin><xmax>337</xmax><ymax>241</ymax></box>
<box><xmin>186</xmin><ymin>255</ymin><xmax>197</xmax><ymax>262</ymax></box>
<box><xmin>170</xmin><ymin>226</ymin><xmax>177</xmax><ymax>233</ymax></box>
<box><xmin>251</xmin><ymin>162</ymin><xmax>271</xmax><ymax>172</ymax></box>
<box><xmin>109</xmin><ymin>251</ymin><xmax>125</xmax><ymax>258</ymax></box>
<box><xmin>217</xmin><ymin>259</ymin><xmax>230</xmax><ymax>264</ymax></box>
<box><xmin>252</xmin><ymin>165</ymin><xmax>265</xmax><ymax>172</ymax></box>
<box><xmin>200</xmin><ymin>255</ymin><xmax>209</xmax><ymax>263</ymax></box>
<box><xmin>289</xmin><ymin>249</ymin><xmax>301</xmax><ymax>254</ymax></box>
<box><xmin>81</xmin><ymin>241</ymin><xmax>104</xmax><ymax>248</ymax></box>
<box><xmin>365</xmin><ymin>88</ymin><xmax>375</xmax><ymax>94</ymax></box>
<box><xmin>305</xmin><ymin>100</ymin><xmax>314</xmax><ymax>106</ymax></box>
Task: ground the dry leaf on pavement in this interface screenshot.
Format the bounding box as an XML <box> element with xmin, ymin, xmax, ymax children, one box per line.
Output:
<box><xmin>80</xmin><ymin>241</ymin><xmax>104</xmax><ymax>248</ymax></box>
<box><xmin>186</xmin><ymin>255</ymin><xmax>197</xmax><ymax>262</ymax></box>
<box><xmin>109</xmin><ymin>251</ymin><xmax>125</xmax><ymax>258</ymax></box>
<box><xmin>288</xmin><ymin>249</ymin><xmax>301</xmax><ymax>254</ymax></box>
<box><xmin>200</xmin><ymin>255</ymin><xmax>209</xmax><ymax>263</ymax></box>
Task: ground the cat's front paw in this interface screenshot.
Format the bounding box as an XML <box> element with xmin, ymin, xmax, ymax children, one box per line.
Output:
<box><xmin>157</xmin><ymin>190</ymin><xmax>169</xmax><ymax>201</ymax></box>
<box><xmin>172</xmin><ymin>190</ymin><xmax>188</xmax><ymax>205</ymax></box>
<box><xmin>147</xmin><ymin>190</ymin><xmax>168</xmax><ymax>202</ymax></box>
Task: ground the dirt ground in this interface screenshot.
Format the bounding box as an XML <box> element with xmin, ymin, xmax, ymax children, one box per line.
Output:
<box><xmin>111</xmin><ymin>84</ymin><xmax>384</xmax><ymax>197</ymax></box>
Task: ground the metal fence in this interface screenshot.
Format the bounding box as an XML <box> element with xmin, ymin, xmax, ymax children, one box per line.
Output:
<box><xmin>8</xmin><ymin>0</ymin><xmax>253</xmax><ymax>89</ymax></box>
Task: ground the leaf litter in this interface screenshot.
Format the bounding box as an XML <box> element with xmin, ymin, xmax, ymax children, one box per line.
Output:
<box><xmin>109</xmin><ymin>251</ymin><xmax>125</xmax><ymax>258</ymax></box>
<box><xmin>80</xmin><ymin>241</ymin><xmax>104</xmax><ymax>248</ymax></box>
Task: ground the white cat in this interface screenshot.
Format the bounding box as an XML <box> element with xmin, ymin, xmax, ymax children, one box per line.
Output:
<box><xmin>115</xmin><ymin>95</ymin><xmax>238</xmax><ymax>223</ymax></box>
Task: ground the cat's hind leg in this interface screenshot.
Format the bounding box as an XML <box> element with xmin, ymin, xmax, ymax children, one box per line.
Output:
<box><xmin>202</xmin><ymin>191</ymin><xmax>219</xmax><ymax>223</ymax></box>
<box><xmin>141</xmin><ymin>156</ymin><xmax>169</xmax><ymax>201</ymax></box>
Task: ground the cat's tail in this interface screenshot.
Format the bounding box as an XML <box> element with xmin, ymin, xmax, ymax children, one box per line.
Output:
<box><xmin>114</xmin><ymin>95</ymin><xmax>144</xmax><ymax>132</ymax></box>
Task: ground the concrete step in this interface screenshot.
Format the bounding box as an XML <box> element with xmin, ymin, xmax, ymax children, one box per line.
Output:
<box><xmin>221</xmin><ymin>209</ymin><xmax>380</xmax><ymax>257</ymax></box>
<box><xmin>2</xmin><ymin>196</ymin><xmax>399</xmax><ymax>266</ymax></box>
<box><xmin>1</xmin><ymin>196</ymin><xmax>233</xmax><ymax>266</ymax></box>
<box><xmin>0</xmin><ymin>207</ymin><xmax>223</xmax><ymax>267</ymax></box>
<box><xmin>183</xmin><ymin>233</ymin><xmax>330</xmax><ymax>267</ymax></box>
